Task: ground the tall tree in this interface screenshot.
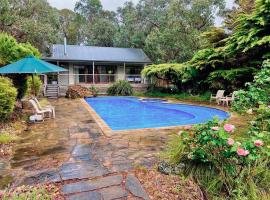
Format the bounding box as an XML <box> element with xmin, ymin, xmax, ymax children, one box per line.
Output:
<box><xmin>59</xmin><ymin>9</ymin><xmax>88</xmax><ymax>45</ymax></box>
<box><xmin>0</xmin><ymin>0</ymin><xmax>60</xmax><ymax>53</ymax></box>
<box><xmin>144</xmin><ymin>0</ymin><xmax>225</xmax><ymax>63</ymax></box>
<box><xmin>75</xmin><ymin>0</ymin><xmax>102</xmax><ymax>22</ymax></box>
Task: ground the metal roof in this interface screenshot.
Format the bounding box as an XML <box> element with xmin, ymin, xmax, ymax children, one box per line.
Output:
<box><xmin>44</xmin><ymin>44</ymin><xmax>152</xmax><ymax>63</ymax></box>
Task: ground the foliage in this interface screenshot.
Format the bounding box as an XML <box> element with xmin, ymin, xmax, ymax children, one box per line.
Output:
<box><xmin>0</xmin><ymin>77</ymin><xmax>17</xmax><ymax>120</ymax></box>
<box><xmin>71</xmin><ymin>0</ymin><xmax>225</xmax><ymax>63</ymax></box>
<box><xmin>224</xmin><ymin>0</ymin><xmax>255</xmax><ymax>30</ymax></box>
<box><xmin>206</xmin><ymin>67</ymin><xmax>257</xmax><ymax>91</ymax></box>
<box><xmin>74</xmin><ymin>0</ymin><xmax>117</xmax><ymax>46</ymax></box>
<box><xmin>25</xmin><ymin>75</ymin><xmax>42</xmax><ymax>97</ymax></box>
<box><xmin>107</xmin><ymin>80</ymin><xmax>134</xmax><ymax>96</ymax></box>
<box><xmin>164</xmin><ymin>118</ymin><xmax>269</xmax><ymax>199</ymax></box>
<box><xmin>75</xmin><ymin>0</ymin><xmax>103</xmax><ymax>20</ymax></box>
<box><xmin>201</xmin><ymin>27</ymin><xmax>228</xmax><ymax>48</ymax></box>
<box><xmin>142</xmin><ymin>63</ymin><xmax>197</xmax><ymax>91</ymax></box>
<box><xmin>88</xmin><ymin>13</ymin><xmax>117</xmax><ymax>47</ymax></box>
<box><xmin>89</xmin><ymin>85</ymin><xmax>98</xmax><ymax>97</ymax></box>
<box><xmin>0</xmin><ymin>132</ymin><xmax>17</xmax><ymax>144</ymax></box>
<box><xmin>0</xmin><ymin>33</ymin><xmax>40</xmax><ymax>65</ymax></box>
<box><xmin>143</xmin><ymin>0</ymin><xmax>270</xmax><ymax>93</ymax></box>
<box><xmin>0</xmin><ymin>0</ymin><xmax>60</xmax><ymax>53</ymax></box>
<box><xmin>143</xmin><ymin>0</ymin><xmax>225</xmax><ymax>63</ymax></box>
<box><xmin>248</xmin><ymin>105</ymin><xmax>270</xmax><ymax>143</ymax></box>
<box><xmin>232</xmin><ymin>60</ymin><xmax>270</xmax><ymax>112</ymax></box>
<box><xmin>1</xmin><ymin>184</ymin><xmax>63</xmax><ymax>200</ymax></box>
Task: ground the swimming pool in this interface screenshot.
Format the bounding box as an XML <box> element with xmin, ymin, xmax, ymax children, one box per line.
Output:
<box><xmin>85</xmin><ymin>97</ymin><xmax>230</xmax><ymax>131</ymax></box>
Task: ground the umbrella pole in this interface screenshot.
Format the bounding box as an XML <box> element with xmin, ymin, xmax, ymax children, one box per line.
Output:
<box><xmin>32</xmin><ymin>74</ymin><xmax>36</xmax><ymax>97</ymax></box>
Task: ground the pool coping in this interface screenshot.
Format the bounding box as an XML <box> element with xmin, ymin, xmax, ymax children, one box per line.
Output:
<box><xmin>80</xmin><ymin>98</ymin><xmax>231</xmax><ymax>137</ymax></box>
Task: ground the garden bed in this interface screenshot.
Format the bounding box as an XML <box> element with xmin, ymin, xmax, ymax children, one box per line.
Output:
<box><xmin>135</xmin><ymin>168</ymin><xmax>203</xmax><ymax>200</ymax></box>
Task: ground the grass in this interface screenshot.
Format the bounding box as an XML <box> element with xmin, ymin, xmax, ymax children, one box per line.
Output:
<box><xmin>0</xmin><ymin>133</ymin><xmax>18</xmax><ymax>144</ymax></box>
<box><xmin>135</xmin><ymin>91</ymin><xmax>211</xmax><ymax>102</ymax></box>
<box><xmin>1</xmin><ymin>184</ymin><xmax>63</xmax><ymax>200</ymax></box>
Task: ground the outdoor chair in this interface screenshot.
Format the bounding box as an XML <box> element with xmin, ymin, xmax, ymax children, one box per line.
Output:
<box><xmin>135</xmin><ymin>77</ymin><xmax>142</xmax><ymax>83</ymax></box>
<box><xmin>33</xmin><ymin>97</ymin><xmax>55</xmax><ymax>118</ymax></box>
<box><xmin>210</xmin><ymin>90</ymin><xmax>225</xmax><ymax>103</ymax></box>
<box><xmin>218</xmin><ymin>92</ymin><xmax>236</xmax><ymax>106</ymax></box>
<box><xmin>29</xmin><ymin>99</ymin><xmax>53</xmax><ymax>120</ymax></box>
<box><xmin>127</xmin><ymin>77</ymin><xmax>135</xmax><ymax>82</ymax></box>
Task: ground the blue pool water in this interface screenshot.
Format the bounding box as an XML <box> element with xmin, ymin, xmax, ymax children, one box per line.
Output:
<box><xmin>85</xmin><ymin>97</ymin><xmax>230</xmax><ymax>131</ymax></box>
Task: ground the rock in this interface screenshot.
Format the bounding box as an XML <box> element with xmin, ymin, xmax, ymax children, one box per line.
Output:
<box><xmin>100</xmin><ymin>186</ymin><xmax>128</xmax><ymax>200</ymax></box>
<box><xmin>59</xmin><ymin>161</ymin><xmax>109</xmax><ymax>181</ymax></box>
<box><xmin>22</xmin><ymin>170</ymin><xmax>61</xmax><ymax>185</ymax></box>
<box><xmin>66</xmin><ymin>191</ymin><xmax>102</xmax><ymax>200</ymax></box>
<box><xmin>62</xmin><ymin>175</ymin><xmax>123</xmax><ymax>195</ymax></box>
<box><xmin>72</xmin><ymin>144</ymin><xmax>92</xmax><ymax>157</ymax></box>
<box><xmin>125</xmin><ymin>175</ymin><xmax>150</xmax><ymax>200</ymax></box>
<box><xmin>157</xmin><ymin>161</ymin><xmax>184</xmax><ymax>175</ymax></box>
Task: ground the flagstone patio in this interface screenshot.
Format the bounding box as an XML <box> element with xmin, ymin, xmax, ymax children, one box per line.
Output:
<box><xmin>0</xmin><ymin>98</ymin><xmax>175</xmax><ymax>199</ymax></box>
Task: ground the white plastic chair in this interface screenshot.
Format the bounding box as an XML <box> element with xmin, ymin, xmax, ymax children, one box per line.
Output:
<box><xmin>135</xmin><ymin>77</ymin><xmax>142</xmax><ymax>83</ymax></box>
<box><xmin>127</xmin><ymin>77</ymin><xmax>135</xmax><ymax>82</ymax></box>
<box><xmin>219</xmin><ymin>92</ymin><xmax>236</xmax><ymax>106</ymax></box>
<box><xmin>210</xmin><ymin>90</ymin><xmax>225</xmax><ymax>103</ymax></box>
<box><xmin>33</xmin><ymin>97</ymin><xmax>55</xmax><ymax>118</ymax></box>
<box><xmin>29</xmin><ymin>99</ymin><xmax>52</xmax><ymax>120</ymax></box>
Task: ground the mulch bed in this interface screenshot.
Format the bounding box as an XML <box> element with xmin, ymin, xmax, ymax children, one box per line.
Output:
<box><xmin>135</xmin><ymin>169</ymin><xmax>204</xmax><ymax>200</ymax></box>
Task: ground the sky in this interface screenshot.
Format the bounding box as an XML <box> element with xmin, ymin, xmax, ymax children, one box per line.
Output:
<box><xmin>47</xmin><ymin>0</ymin><xmax>235</xmax><ymax>26</ymax></box>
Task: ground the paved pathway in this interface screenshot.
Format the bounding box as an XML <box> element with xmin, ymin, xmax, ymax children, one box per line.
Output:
<box><xmin>3</xmin><ymin>99</ymin><xmax>174</xmax><ymax>199</ymax></box>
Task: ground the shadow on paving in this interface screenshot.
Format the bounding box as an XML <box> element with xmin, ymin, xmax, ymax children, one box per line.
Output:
<box><xmin>0</xmin><ymin>98</ymin><xmax>174</xmax><ymax>199</ymax></box>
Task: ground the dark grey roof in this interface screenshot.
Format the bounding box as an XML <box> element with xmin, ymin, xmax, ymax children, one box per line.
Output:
<box><xmin>44</xmin><ymin>44</ymin><xmax>152</xmax><ymax>63</ymax></box>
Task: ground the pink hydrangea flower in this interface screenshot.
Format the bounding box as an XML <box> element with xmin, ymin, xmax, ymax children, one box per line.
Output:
<box><xmin>237</xmin><ymin>148</ymin><xmax>250</xmax><ymax>157</ymax></box>
<box><xmin>254</xmin><ymin>140</ymin><xmax>264</xmax><ymax>147</ymax></box>
<box><xmin>184</xmin><ymin>125</ymin><xmax>192</xmax><ymax>130</ymax></box>
<box><xmin>224</xmin><ymin>124</ymin><xmax>235</xmax><ymax>133</ymax></box>
<box><xmin>227</xmin><ymin>138</ymin><xmax>235</xmax><ymax>146</ymax></box>
<box><xmin>211</xmin><ymin>126</ymin><xmax>219</xmax><ymax>131</ymax></box>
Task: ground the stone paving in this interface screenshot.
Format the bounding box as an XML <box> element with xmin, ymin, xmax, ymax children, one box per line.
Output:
<box><xmin>1</xmin><ymin>99</ymin><xmax>175</xmax><ymax>199</ymax></box>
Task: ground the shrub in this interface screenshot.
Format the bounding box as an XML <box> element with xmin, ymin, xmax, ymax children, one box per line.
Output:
<box><xmin>25</xmin><ymin>75</ymin><xmax>42</xmax><ymax>97</ymax></box>
<box><xmin>232</xmin><ymin>60</ymin><xmax>270</xmax><ymax>112</ymax></box>
<box><xmin>0</xmin><ymin>33</ymin><xmax>40</xmax><ymax>65</ymax></box>
<box><xmin>0</xmin><ymin>77</ymin><xmax>17</xmax><ymax>120</ymax></box>
<box><xmin>107</xmin><ymin>80</ymin><xmax>133</xmax><ymax>96</ymax></box>
<box><xmin>89</xmin><ymin>86</ymin><xmax>98</xmax><ymax>97</ymax></box>
<box><xmin>164</xmin><ymin>119</ymin><xmax>269</xmax><ymax>199</ymax></box>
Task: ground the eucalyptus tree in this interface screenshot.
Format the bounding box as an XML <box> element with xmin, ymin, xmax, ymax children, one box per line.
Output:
<box><xmin>0</xmin><ymin>0</ymin><xmax>60</xmax><ymax>52</ymax></box>
<box><xmin>75</xmin><ymin>0</ymin><xmax>103</xmax><ymax>22</ymax></box>
<box><xmin>74</xmin><ymin>0</ymin><xmax>118</xmax><ymax>46</ymax></box>
<box><xmin>144</xmin><ymin>0</ymin><xmax>226</xmax><ymax>63</ymax></box>
<box><xmin>59</xmin><ymin>9</ymin><xmax>88</xmax><ymax>45</ymax></box>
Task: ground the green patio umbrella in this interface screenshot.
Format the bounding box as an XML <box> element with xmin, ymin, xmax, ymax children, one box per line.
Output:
<box><xmin>0</xmin><ymin>55</ymin><xmax>67</xmax><ymax>74</ymax></box>
<box><xmin>0</xmin><ymin>55</ymin><xmax>67</xmax><ymax>96</ymax></box>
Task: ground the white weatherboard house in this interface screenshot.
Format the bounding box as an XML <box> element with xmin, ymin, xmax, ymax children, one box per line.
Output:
<box><xmin>43</xmin><ymin>44</ymin><xmax>152</xmax><ymax>97</ymax></box>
